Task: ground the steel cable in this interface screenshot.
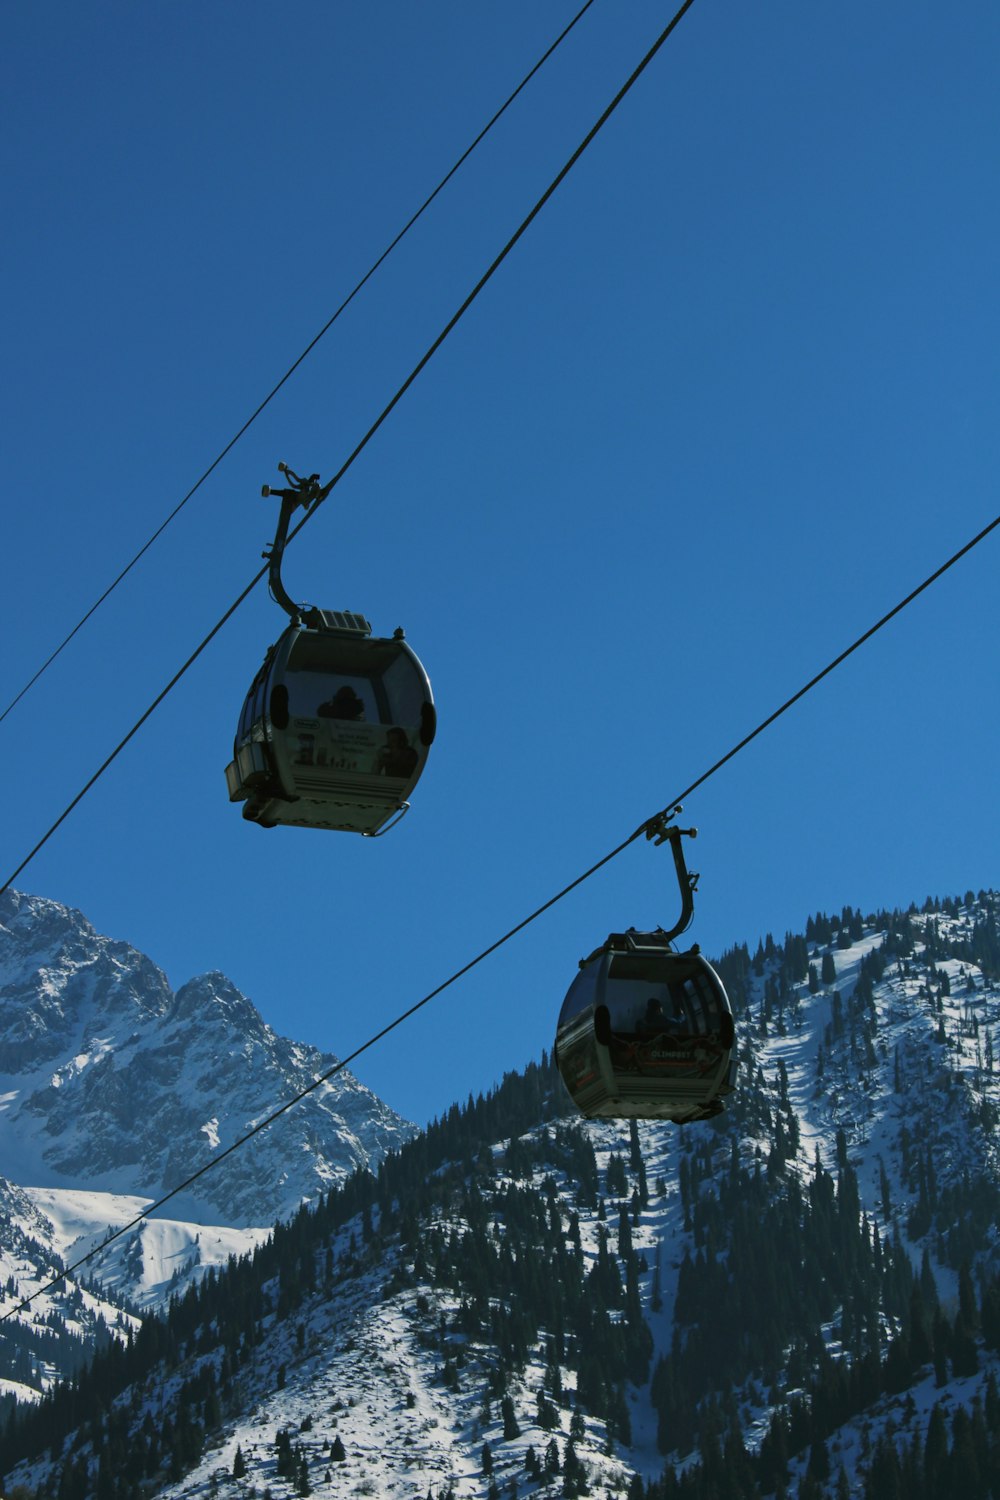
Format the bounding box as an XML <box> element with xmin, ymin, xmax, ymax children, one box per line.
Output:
<box><xmin>0</xmin><ymin>0</ymin><xmax>599</xmax><ymax>730</ymax></box>
<box><xmin>4</xmin><ymin>501</ymin><xmax>999</xmax><ymax>1323</ymax></box>
<box><xmin>0</xmin><ymin>0</ymin><xmax>700</xmax><ymax>898</ymax></box>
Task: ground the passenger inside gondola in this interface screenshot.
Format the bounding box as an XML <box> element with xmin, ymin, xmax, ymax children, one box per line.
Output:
<box><xmin>284</xmin><ymin>663</ymin><xmax>378</xmax><ymax>725</ymax></box>
<box><xmin>294</xmin><ymin>733</ymin><xmax>316</xmax><ymax>766</ymax></box>
<box><xmin>376</xmin><ymin>727</ymin><xmax>418</xmax><ymax>778</ymax></box>
<box><xmin>318</xmin><ymin>684</ymin><xmax>366</xmax><ymax>720</ymax></box>
<box><xmin>637</xmin><ymin>997</ymin><xmax>670</xmax><ymax>1034</ymax></box>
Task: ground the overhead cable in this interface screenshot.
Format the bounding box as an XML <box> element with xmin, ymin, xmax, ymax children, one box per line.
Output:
<box><xmin>0</xmin><ymin>0</ymin><xmax>700</xmax><ymax>897</ymax></box>
<box><xmin>646</xmin><ymin>509</ymin><xmax>1000</xmax><ymax>826</ymax></box>
<box><xmin>4</xmin><ymin>502</ymin><xmax>999</xmax><ymax>1323</ymax></box>
<box><xmin>0</xmin><ymin>0</ymin><xmax>599</xmax><ymax>731</ymax></box>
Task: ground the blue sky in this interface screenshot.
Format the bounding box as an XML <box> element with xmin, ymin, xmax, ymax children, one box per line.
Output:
<box><xmin>3</xmin><ymin>0</ymin><xmax>999</xmax><ymax>1130</ymax></box>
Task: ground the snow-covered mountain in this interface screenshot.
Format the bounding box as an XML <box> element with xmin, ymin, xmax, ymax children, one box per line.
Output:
<box><xmin>4</xmin><ymin>888</ymin><xmax>1000</xmax><ymax>1499</ymax></box>
<box><xmin>0</xmin><ymin>888</ymin><xmax>414</xmax><ymax>1228</ymax></box>
<box><xmin>0</xmin><ymin>887</ymin><xmax>416</xmax><ymax>1370</ymax></box>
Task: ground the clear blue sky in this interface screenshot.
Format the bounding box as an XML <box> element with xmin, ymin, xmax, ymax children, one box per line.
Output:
<box><xmin>3</xmin><ymin>0</ymin><xmax>998</xmax><ymax>1130</ymax></box>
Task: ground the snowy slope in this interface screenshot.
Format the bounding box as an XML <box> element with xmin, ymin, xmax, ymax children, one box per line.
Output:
<box><xmin>5</xmin><ymin>890</ymin><xmax>1000</xmax><ymax>1499</ymax></box>
<box><xmin>21</xmin><ymin>1186</ymin><xmax>272</xmax><ymax>1310</ymax></box>
<box><xmin>0</xmin><ymin>888</ymin><xmax>415</xmax><ymax>1228</ymax></box>
<box><xmin>0</xmin><ymin>886</ymin><xmax>418</xmax><ymax>1393</ymax></box>
<box><xmin>149</xmin><ymin>891</ymin><xmax>1000</xmax><ymax>1498</ymax></box>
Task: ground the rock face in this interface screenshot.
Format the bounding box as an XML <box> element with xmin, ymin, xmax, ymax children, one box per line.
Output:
<box><xmin>5</xmin><ymin>890</ymin><xmax>1000</xmax><ymax>1499</ymax></box>
<box><xmin>0</xmin><ymin>889</ymin><xmax>415</xmax><ymax>1227</ymax></box>
<box><xmin>7</xmin><ymin>891</ymin><xmax>1000</xmax><ymax>1500</ymax></box>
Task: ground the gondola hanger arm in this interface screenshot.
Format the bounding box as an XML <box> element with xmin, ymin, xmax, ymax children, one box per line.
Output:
<box><xmin>644</xmin><ymin>807</ymin><xmax>699</xmax><ymax>944</ymax></box>
<box><xmin>260</xmin><ymin>462</ymin><xmax>323</xmax><ymax>624</ymax></box>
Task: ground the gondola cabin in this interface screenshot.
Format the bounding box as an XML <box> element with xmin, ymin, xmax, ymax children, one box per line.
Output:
<box><xmin>555</xmin><ymin>929</ymin><xmax>737</xmax><ymax>1122</ymax></box>
<box><xmin>225</xmin><ymin>610</ymin><xmax>435</xmax><ymax>835</ymax></box>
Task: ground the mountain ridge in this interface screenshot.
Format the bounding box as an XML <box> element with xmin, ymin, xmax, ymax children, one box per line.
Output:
<box><xmin>4</xmin><ymin>886</ymin><xmax>1000</xmax><ymax>1498</ymax></box>
<box><xmin>0</xmin><ymin>888</ymin><xmax>415</xmax><ymax>1229</ymax></box>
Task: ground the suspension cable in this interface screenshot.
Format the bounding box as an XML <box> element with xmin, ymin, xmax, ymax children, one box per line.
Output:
<box><xmin>4</xmin><ymin>503</ymin><xmax>999</xmax><ymax>1323</ymax></box>
<box><xmin>647</xmin><ymin>508</ymin><xmax>1000</xmax><ymax>826</ymax></box>
<box><xmin>0</xmin><ymin>0</ymin><xmax>701</xmax><ymax>898</ymax></box>
<box><xmin>2</xmin><ymin>826</ymin><xmax>641</xmax><ymax>1324</ymax></box>
<box><xmin>0</xmin><ymin>0</ymin><xmax>599</xmax><ymax>731</ymax></box>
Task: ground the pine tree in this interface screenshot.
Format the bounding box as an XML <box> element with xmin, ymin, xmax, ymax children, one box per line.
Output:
<box><xmin>959</xmin><ymin>1261</ymin><xmax>978</xmax><ymax>1329</ymax></box>
<box><xmin>537</xmin><ymin>1392</ymin><xmax>558</xmax><ymax>1431</ymax></box>
<box><xmin>951</xmin><ymin>1316</ymin><xmax>979</xmax><ymax>1377</ymax></box>
<box><xmin>865</xmin><ymin>1432</ymin><xmax>901</xmax><ymax>1499</ymax></box>
<box><xmin>757</xmin><ymin>1407</ymin><xmax>788</xmax><ymax>1492</ymax></box>
<box><xmin>501</xmin><ymin>1395</ymin><xmax>520</xmax><ymax>1440</ymax></box>
<box><xmin>275</xmin><ymin>1433</ymin><xmax>295</xmax><ymax>1479</ymax></box>
<box><xmin>807</xmin><ymin>1437</ymin><xmax>830</xmax><ymax>1481</ymax></box>
<box><xmin>628</xmin><ymin>1119</ymin><xmax>643</xmax><ymax>1173</ymax></box>
<box><xmin>950</xmin><ymin>1406</ymin><xmax>981</xmax><ymax>1496</ymax></box>
<box><xmin>923</xmin><ymin>1402</ymin><xmax>947</xmax><ymax>1492</ymax></box>
<box><xmin>651</xmin><ymin>1253</ymin><xmax>663</xmax><ymax>1313</ymax></box>
<box><xmin>617</xmin><ymin>1204</ymin><xmax>633</xmax><ymax>1260</ymax></box>
<box><xmin>606</xmin><ymin>1155</ymin><xmax>628</xmax><ymax>1197</ymax></box>
<box><xmin>908</xmin><ymin>1285</ymin><xmax>932</xmax><ymax>1369</ymax></box>
<box><xmin>562</xmin><ymin>1438</ymin><xmax>586</xmax><ymax>1496</ymax></box>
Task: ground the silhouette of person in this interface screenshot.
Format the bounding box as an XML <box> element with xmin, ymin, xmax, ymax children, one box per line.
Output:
<box><xmin>376</xmin><ymin>726</ymin><xmax>418</xmax><ymax>778</ymax></box>
<box><xmin>637</xmin><ymin>997</ymin><xmax>668</xmax><ymax>1035</ymax></box>
<box><xmin>318</xmin><ymin>685</ymin><xmax>365</xmax><ymax>720</ymax></box>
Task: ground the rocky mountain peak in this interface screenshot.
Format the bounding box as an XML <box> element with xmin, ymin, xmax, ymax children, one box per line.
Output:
<box><xmin>0</xmin><ymin>890</ymin><xmax>415</xmax><ymax>1228</ymax></box>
